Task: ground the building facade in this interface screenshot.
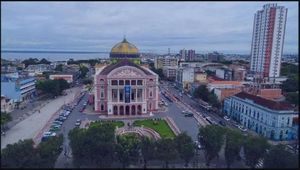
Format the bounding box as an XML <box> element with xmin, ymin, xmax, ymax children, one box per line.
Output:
<box><xmin>162</xmin><ymin>66</ymin><xmax>177</xmax><ymax>80</ymax></box>
<box><xmin>94</xmin><ymin>39</ymin><xmax>159</xmax><ymax>116</ymax></box>
<box><xmin>1</xmin><ymin>75</ymin><xmax>36</xmax><ymax>102</ymax></box>
<box><xmin>154</xmin><ymin>56</ymin><xmax>178</xmax><ymax>69</ymax></box>
<box><xmin>215</xmin><ymin>68</ymin><xmax>233</xmax><ymax>80</ymax></box>
<box><xmin>1</xmin><ymin>95</ymin><xmax>15</xmax><ymax>113</ymax></box>
<box><xmin>186</xmin><ymin>49</ymin><xmax>196</xmax><ymax>61</ymax></box>
<box><xmin>250</xmin><ymin>3</ymin><xmax>287</xmax><ymax>78</ymax></box>
<box><xmin>224</xmin><ymin>92</ymin><xmax>298</xmax><ymax>141</ymax></box>
<box><xmin>176</xmin><ymin>67</ymin><xmax>195</xmax><ymax>91</ymax></box>
<box><xmin>49</xmin><ymin>74</ymin><xmax>74</xmax><ymax>83</ymax></box>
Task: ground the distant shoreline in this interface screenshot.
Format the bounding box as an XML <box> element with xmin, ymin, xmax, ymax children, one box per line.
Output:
<box><xmin>1</xmin><ymin>50</ymin><xmax>109</xmax><ymax>54</ymax></box>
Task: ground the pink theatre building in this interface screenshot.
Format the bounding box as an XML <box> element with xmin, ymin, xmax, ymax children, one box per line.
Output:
<box><xmin>94</xmin><ymin>38</ymin><xmax>159</xmax><ymax>116</ymax></box>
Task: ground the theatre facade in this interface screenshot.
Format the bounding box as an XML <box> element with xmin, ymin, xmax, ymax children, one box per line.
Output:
<box><xmin>94</xmin><ymin>38</ymin><xmax>159</xmax><ymax>116</ymax></box>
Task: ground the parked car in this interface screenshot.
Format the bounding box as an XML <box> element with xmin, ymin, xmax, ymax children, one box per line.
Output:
<box><xmin>49</xmin><ymin>125</ymin><xmax>61</xmax><ymax>132</ymax></box>
<box><xmin>43</xmin><ymin>131</ymin><xmax>56</xmax><ymax>137</ymax></box>
<box><xmin>238</xmin><ymin>125</ymin><xmax>247</xmax><ymax>132</ymax></box>
<box><xmin>52</xmin><ymin>121</ymin><xmax>63</xmax><ymax>125</ymax></box>
<box><xmin>75</xmin><ymin>119</ymin><xmax>81</xmax><ymax>127</ymax></box>
<box><xmin>59</xmin><ymin>116</ymin><xmax>67</xmax><ymax>120</ymax></box>
<box><xmin>224</xmin><ymin>116</ymin><xmax>230</xmax><ymax>121</ymax></box>
<box><xmin>182</xmin><ymin>110</ymin><xmax>187</xmax><ymax>114</ymax></box>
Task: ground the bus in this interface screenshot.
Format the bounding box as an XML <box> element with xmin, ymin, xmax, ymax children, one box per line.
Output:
<box><xmin>198</xmin><ymin>99</ymin><xmax>212</xmax><ymax>111</ymax></box>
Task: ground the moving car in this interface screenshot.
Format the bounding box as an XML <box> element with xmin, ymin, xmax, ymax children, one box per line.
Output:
<box><xmin>194</xmin><ymin>140</ymin><xmax>204</xmax><ymax>149</ymax></box>
<box><xmin>238</xmin><ymin>125</ymin><xmax>247</xmax><ymax>132</ymax></box>
<box><xmin>224</xmin><ymin>116</ymin><xmax>230</xmax><ymax>121</ymax></box>
<box><xmin>75</xmin><ymin>119</ymin><xmax>81</xmax><ymax>127</ymax></box>
<box><xmin>184</xmin><ymin>112</ymin><xmax>194</xmax><ymax>117</ymax></box>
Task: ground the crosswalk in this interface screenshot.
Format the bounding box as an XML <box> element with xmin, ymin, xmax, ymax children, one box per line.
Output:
<box><xmin>255</xmin><ymin>158</ymin><xmax>264</xmax><ymax>168</ymax></box>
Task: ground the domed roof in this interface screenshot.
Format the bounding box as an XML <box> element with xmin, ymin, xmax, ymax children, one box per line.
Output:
<box><xmin>110</xmin><ymin>38</ymin><xmax>139</xmax><ymax>54</ymax></box>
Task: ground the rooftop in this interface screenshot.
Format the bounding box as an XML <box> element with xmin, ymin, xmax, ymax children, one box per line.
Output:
<box><xmin>210</xmin><ymin>80</ymin><xmax>243</xmax><ymax>85</ymax></box>
<box><xmin>99</xmin><ymin>59</ymin><xmax>152</xmax><ymax>75</ymax></box>
<box><xmin>234</xmin><ymin>92</ymin><xmax>295</xmax><ymax>111</ymax></box>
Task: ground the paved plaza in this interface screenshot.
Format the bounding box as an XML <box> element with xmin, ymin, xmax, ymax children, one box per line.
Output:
<box><xmin>1</xmin><ymin>87</ymin><xmax>81</xmax><ymax>149</ymax></box>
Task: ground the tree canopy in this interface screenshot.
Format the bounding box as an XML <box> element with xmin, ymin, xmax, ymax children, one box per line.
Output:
<box><xmin>199</xmin><ymin>125</ymin><xmax>226</xmax><ymax>166</ymax></box>
<box><xmin>36</xmin><ymin>79</ymin><xmax>69</xmax><ymax>97</ymax></box>
<box><xmin>263</xmin><ymin>144</ymin><xmax>299</xmax><ymax>168</ymax></box>
<box><xmin>174</xmin><ymin>132</ymin><xmax>195</xmax><ymax>167</ymax></box>
<box><xmin>1</xmin><ymin>135</ymin><xmax>63</xmax><ymax>168</ymax></box>
<box><xmin>243</xmin><ymin>135</ymin><xmax>270</xmax><ymax>168</ymax></box>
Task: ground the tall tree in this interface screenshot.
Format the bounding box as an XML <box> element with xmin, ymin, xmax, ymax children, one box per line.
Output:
<box><xmin>115</xmin><ymin>134</ymin><xmax>141</xmax><ymax>168</ymax></box>
<box><xmin>199</xmin><ymin>125</ymin><xmax>226</xmax><ymax>167</ymax></box>
<box><xmin>54</xmin><ymin>64</ymin><xmax>63</xmax><ymax>72</ymax></box>
<box><xmin>39</xmin><ymin>58</ymin><xmax>51</xmax><ymax>64</ymax></box>
<box><xmin>263</xmin><ymin>144</ymin><xmax>299</xmax><ymax>168</ymax></box>
<box><xmin>140</xmin><ymin>136</ymin><xmax>156</xmax><ymax>168</ymax></box>
<box><xmin>174</xmin><ymin>132</ymin><xmax>195</xmax><ymax>167</ymax></box>
<box><xmin>79</xmin><ymin>65</ymin><xmax>89</xmax><ymax>78</ymax></box>
<box><xmin>155</xmin><ymin>138</ymin><xmax>178</xmax><ymax>168</ymax></box>
<box><xmin>224</xmin><ymin>129</ymin><xmax>244</xmax><ymax>168</ymax></box>
<box><xmin>68</xmin><ymin>122</ymin><xmax>117</xmax><ymax>168</ymax></box>
<box><xmin>22</xmin><ymin>58</ymin><xmax>39</xmax><ymax>67</ymax></box>
<box><xmin>1</xmin><ymin>139</ymin><xmax>37</xmax><ymax>168</ymax></box>
<box><xmin>243</xmin><ymin>135</ymin><xmax>270</xmax><ymax>168</ymax></box>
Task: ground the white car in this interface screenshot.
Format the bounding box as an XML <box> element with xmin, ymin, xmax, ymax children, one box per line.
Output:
<box><xmin>238</xmin><ymin>125</ymin><xmax>247</xmax><ymax>132</ymax></box>
<box><xmin>224</xmin><ymin>116</ymin><xmax>230</xmax><ymax>121</ymax></box>
<box><xmin>43</xmin><ymin>131</ymin><xmax>56</xmax><ymax>137</ymax></box>
<box><xmin>75</xmin><ymin>119</ymin><xmax>81</xmax><ymax>126</ymax></box>
<box><xmin>194</xmin><ymin>140</ymin><xmax>203</xmax><ymax>149</ymax></box>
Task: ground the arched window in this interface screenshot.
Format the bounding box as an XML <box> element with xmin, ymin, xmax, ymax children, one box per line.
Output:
<box><xmin>113</xmin><ymin>106</ymin><xmax>118</xmax><ymax>115</ymax></box>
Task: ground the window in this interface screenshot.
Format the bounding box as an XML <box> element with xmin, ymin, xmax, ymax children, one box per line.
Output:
<box><xmin>119</xmin><ymin>80</ymin><xmax>124</xmax><ymax>85</ymax></box>
<box><xmin>101</xmin><ymin>104</ymin><xmax>104</xmax><ymax>111</ymax></box>
<box><xmin>111</xmin><ymin>80</ymin><xmax>118</xmax><ymax>85</ymax></box>
<box><xmin>125</xmin><ymin>80</ymin><xmax>130</xmax><ymax>85</ymax></box>
<box><xmin>287</xmin><ymin>117</ymin><xmax>290</xmax><ymax>125</ymax></box>
<box><xmin>100</xmin><ymin>91</ymin><xmax>104</xmax><ymax>98</ymax></box>
<box><xmin>131</xmin><ymin>80</ymin><xmax>136</xmax><ymax>85</ymax></box>
<box><xmin>112</xmin><ymin>89</ymin><xmax>118</xmax><ymax>101</ymax></box>
<box><xmin>119</xmin><ymin>89</ymin><xmax>124</xmax><ymax>101</ymax></box>
<box><xmin>150</xmin><ymin>91</ymin><xmax>153</xmax><ymax>97</ymax></box>
<box><xmin>137</xmin><ymin>80</ymin><xmax>143</xmax><ymax>85</ymax></box>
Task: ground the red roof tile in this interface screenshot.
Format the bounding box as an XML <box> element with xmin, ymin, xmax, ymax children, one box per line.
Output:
<box><xmin>234</xmin><ymin>92</ymin><xmax>294</xmax><ymax>111</ymax></box>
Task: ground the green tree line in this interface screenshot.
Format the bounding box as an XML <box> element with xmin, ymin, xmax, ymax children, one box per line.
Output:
<box><xmin>36</xmin><ymin>79</ymin><xmax>70</xmax><ymax>97</ymax></box>
<box><xmin>1</xmin><ymin>135</ymin><xmax>63</xmax><ymax>168</ymax></box>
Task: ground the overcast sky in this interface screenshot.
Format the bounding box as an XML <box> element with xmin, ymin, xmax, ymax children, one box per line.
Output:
<box><xmin>1</xmin><ymin>1</ymin><xmax>298</xmax><ymax>54</ymax></box>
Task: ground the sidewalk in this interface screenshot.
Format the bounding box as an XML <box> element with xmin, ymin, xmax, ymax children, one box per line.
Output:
<box><xmin>1</xmin><ymin>87</ymin><xmax>81</xmax><ymax>149</ymax></box>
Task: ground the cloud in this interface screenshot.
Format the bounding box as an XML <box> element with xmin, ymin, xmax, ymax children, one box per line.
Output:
<box><xmin>1</xmin><ymin>1</ymin><xmax>298</xmax><ymax>54</ymax></box>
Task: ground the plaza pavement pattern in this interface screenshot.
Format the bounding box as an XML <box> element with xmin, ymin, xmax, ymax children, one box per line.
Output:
<box><xmin>1</xmin><ymin>87</ymin><xmax>82</xmax><ymax>149</ymax></box>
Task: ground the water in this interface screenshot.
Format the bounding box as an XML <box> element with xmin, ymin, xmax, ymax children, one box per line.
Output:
<box><xmin>1</xmin><ymin>51</ymin><xmax>110</xmax><ymax>61</ymax></box>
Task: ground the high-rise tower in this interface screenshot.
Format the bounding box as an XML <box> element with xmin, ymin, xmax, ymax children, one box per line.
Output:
<box><xmin>250</xmin><ymin>3</ymin><xmax>287</xmax><ymax>78</ymax></box>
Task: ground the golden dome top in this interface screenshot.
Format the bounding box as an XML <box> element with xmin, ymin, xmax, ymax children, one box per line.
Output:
<box><xmin>110</xmin><ymin>38</ymin><xmax>139</xmax><ymax>54</ymax></box>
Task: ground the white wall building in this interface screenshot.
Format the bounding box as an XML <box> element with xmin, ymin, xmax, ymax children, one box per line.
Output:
<box><xmin>224</xmin><ymin>92</ymin><xmax>298</xmax><ymax>141</ymax></box>
<box><xmin>250</xmin><ymin>3</ymin><xmax>288</xmax><ymax>78</ymax></box>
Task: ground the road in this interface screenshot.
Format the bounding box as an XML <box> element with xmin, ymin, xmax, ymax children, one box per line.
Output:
<box><xmin>160</xmin><ymin>80</ymin><xmax>247</xmax><ymax>131</ymax></box>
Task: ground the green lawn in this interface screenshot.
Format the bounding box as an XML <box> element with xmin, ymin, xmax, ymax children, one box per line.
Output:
<box><xmin>90</xmin><ymin>120</ymin><xmax>124</xmax><ymax>128</ymax></box>
<box><xmin>133</xmin><ymin>119</ymin><xmax>175</xmax><ymax>138</ymax></box>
